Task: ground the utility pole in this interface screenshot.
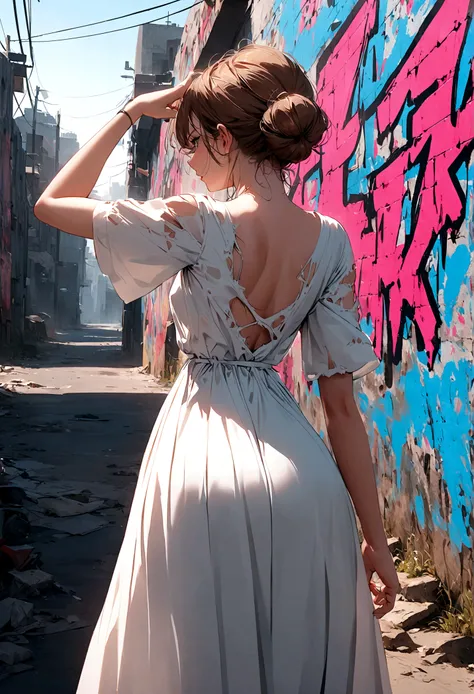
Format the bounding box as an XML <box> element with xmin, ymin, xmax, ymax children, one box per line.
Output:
<box><xmin>53</xmin><ymin>111</ymin><xmax>61</xmax><ymax>322</ymax></box>
<box><xmin>31</xmin><ymin>85</ymin><xmax>40</xmax><ymax>198</ymax></box>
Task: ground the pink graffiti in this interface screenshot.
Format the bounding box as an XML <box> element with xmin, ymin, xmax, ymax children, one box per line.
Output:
<box><xmin>293</xmin><ymin>0</ymin><xmax>474</xmax><ymax>368</ymax></box>
<box><xmin>299</xmin><ymin>0</ymin><xmax>324</xmax><ymax>33</ymax></box>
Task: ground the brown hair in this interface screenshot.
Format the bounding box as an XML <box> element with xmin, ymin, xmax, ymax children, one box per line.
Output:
<box><xmin>175</xmin><ymin>44</ymin><xmax>328</xmax><ymax>169</ymax></box>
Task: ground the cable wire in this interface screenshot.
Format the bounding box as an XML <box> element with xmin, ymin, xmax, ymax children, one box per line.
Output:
<box><xmin>30</xmin><ymin>2</ymin><xmax>202</xmax><ymax>43</ymax></box>
<box><xmin>22</xmin><ymin>0</ymin><xmax>34</xmax><ymax>68</ymax></box>
<box><xmin>41</xmin><ymin>84</ymin><xmax>131</xmax><ymax>100</ymax></box>
<box><xmin>28</xmin><ymin>0</ymin><xmax>185</xmax><ymax>39</ymax></box>
<box><xmin>13</xmin><ymin>92</ymin><xmax>32</xmax><ymax>127</ymax></box>
<box><xmin>12</xmin><ymin>0</ymin><xmax>35</xmax><ymax>109</ymax></box>
<box><xmin>39</xmin><ymin>91</ymin><xmax>132</xmax><ymax>120</ymax></box>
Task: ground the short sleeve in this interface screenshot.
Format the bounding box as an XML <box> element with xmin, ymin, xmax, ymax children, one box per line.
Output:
<box><xmin>93</xmin><ymin>195</ymin><xmax>205</xmax><ymax>304</ymax></box>
<box><xmin>301</xmin><ymin>225</ymin><xmax>380</xmax><ymax>380</ymax></box>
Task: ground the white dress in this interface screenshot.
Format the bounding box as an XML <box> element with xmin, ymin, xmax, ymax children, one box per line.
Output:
<box><xmin>76</xmin><ymin>193</ymin><xmax>391</xmax><ymax>693</ymax></box>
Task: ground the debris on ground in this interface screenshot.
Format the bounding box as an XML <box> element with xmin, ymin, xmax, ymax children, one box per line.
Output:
<box><xmin>9</xmin><ymin>570</ymin><xmax>53</xmax><ymax>598</ymax></box>
<box><xmin>36</xmin><ymin>496</ymin><xmax>104</xmax><ymax>517</ymax></box>
<box><xmin>387</xmin><ymin>597</ymin><xmax>438</xmax><ymax>631</ymax></box>
<box><xmin>2</xmin><ymin>380</ymin><xmax>44</xmax><ymax>389</ymax></box>
<box><xmin>30</xmin><ymin>513</ymin><xmax>109</xmax><ymax>536</ymax></box>
<box><xmin>387</xmin><ymin>537</ymin><xmax>402</xmax><ymax>556</ymax></box>
<box><xmin>398</xmin><ymin>572</ymin><xmax>440</xmax><ymax>603</ymax></box>
<box><xmin>0</xmin><ymin>642</ymin><xmax>33</xmax><ymax>666</ymax></box>
<box><xmin>73</xmin><ymin>413</ymin><xmax>110</xmax><ymax>422</ymax></box>
<box><xmin>380</xmin><ymin>621</ymin><xmax>417</xmax><ymax>652</ymax></box>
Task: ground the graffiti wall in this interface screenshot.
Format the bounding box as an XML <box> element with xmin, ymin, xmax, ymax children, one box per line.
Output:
<box><xmin>147</xmin><ymin>0</ymin><xmax>474</xmax><ymax>593</ymax></box>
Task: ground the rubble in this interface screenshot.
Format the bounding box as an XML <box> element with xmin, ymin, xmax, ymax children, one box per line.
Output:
<box><xmin>387</xmin><ymin>537</ymin><xmax>402</xmax><ymax>555</ymax></box>
<box><xmin>398</xmin><ymin>572</ymin><xmax>440</xmax><ymax>603</ymax></box>
<box><xmin>0</xmin><ymin>642</ymin><xmax>32</xmax><ymax>666</ymax></box>
<box><xmin>9</xmin><ymin>569</ymin><xmax>54</xmax><ymax>597</ymax></box>
<box><xmin>385</xmin><ymin>598</ymin><xmax>438</xmax><ymax>631</ymax></box>
<box><xmin>380</xmin><ymin>622</ymin><xmax>417</xmax><ymax>652</ymax></box>
<box><xmin>0</xmin><ymin>598</ymin><xmax>34</xmax><ymax>630</ymax></box>
<box><xmin>37</xmin><ymin>496</ymin><xmax>104</xmax><ymax>517</ymax></box>
<box><xmin>31</xmin><ymin>513</ymin><xmax>109</xmax><ymax>535</ymax></box>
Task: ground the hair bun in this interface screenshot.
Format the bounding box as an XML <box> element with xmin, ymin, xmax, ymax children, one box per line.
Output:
<box><xmin>260</xmin><ymin>93</ymin><xmax>328</xmax><ymax>165</ymax></box>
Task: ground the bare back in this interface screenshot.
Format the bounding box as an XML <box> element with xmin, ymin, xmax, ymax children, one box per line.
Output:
<box><xmin>224</xmin><ymin>196</ymin><xmax>323</xmax><ymax>351</ymax></box>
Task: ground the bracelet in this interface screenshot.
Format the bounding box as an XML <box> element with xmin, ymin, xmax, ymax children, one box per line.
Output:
<box><xmin>117</xmin><ymin>109</ymin><xmax>134</xmax><ymax>128</ymax></box>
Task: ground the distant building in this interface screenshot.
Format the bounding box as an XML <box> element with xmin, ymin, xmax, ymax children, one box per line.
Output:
<box><xmin>14</xmin><ymin>108</ymin><xmax>84</xmax><ymax>329</ymax></box>
<box><xmin>134</xmin><ymin>23</ymin><xmax>183</xmax><ymax>76</ymax></box>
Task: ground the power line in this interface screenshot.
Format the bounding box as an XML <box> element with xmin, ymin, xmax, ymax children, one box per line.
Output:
<box><xmin>28</xmin><ymin>0</ymin><xmax>185</xmax><ymax>39</ymax></box>
<box><xmin>12</xmin><ymin>0</ymin><xmax>35</xmax><ymax>109</ymax></box>
<box><xmin>22</xmin><ymin>0</ymin><xmax>34</xmax><ymax>68</ymax></box>
<box><xmin>13</xmin><ymin>92</ymin><xmax>32</xmax><ymax>127</ymax></box>
<box><xmin>29</xmin><ymin>2</ymin><xmax>202</xmax><ymax>43</ymax></box>
<box><xmin>40</xmin><ymin>84</ymin><xmax>131</xmax><ymax>100</ymax></box>
<box><xmin>38</xmin><ymin>91</ymin><xmax>132</xmax><ymax>120</ymax></box>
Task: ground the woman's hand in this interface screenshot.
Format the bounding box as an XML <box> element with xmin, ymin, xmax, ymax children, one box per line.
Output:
<box><xmin>361</xmin><ymin>540</ymin><xmax>400</xmax><ymax>619</ymax></box>
<box><xmin>127</xmin><ymin>74</ymin><xmax>196</xmax><ymax>122</ymax></box>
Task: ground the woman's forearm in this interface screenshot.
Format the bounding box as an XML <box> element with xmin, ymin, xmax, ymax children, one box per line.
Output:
<box><xmin>326</xmin><ymin>404</ymin><xmax>388</xmax><ymax>549</ymax></box>
<box><xmin>36</xmin><ymin>98</ymin><xmax>142</xmax><ymax>203</ymax></box>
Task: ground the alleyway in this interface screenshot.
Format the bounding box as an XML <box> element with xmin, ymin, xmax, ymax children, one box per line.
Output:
<box><xmin>0</xmin><ymin>327</ymin><xmax>472</xmax><ymax>693</ymax></box>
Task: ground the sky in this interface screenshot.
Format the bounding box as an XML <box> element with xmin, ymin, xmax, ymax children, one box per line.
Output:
<box><xmin>1</xmin><ymin>0</ymin><xmax>192</xmax><ymax>196</ymax></box>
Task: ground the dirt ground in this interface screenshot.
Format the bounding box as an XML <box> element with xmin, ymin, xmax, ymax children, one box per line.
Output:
<box><xmin>0</xmin><ymin>326</ymin><xmax>472</xmax><ymax>693</ymax></box>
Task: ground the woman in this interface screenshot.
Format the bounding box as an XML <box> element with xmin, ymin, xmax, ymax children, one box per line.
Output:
<box><xmin>35</xmin><ymin>44</ymin><xmax>399</xmax><ymax>694</ymax></box>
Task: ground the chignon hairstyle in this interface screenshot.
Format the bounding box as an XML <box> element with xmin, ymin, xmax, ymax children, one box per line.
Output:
<box><xmin>175</xmin><ymin>44</ymin><xmax>329</xmax><ymax>169</ymax></box>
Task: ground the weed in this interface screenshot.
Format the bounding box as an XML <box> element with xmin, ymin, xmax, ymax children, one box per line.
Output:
<box><xmin>395</xmin><ymin>534</ymin><xmax>435</xmax><ymax>578</ymax></box>
<box><xmin>435</xmin><ymin>590</ymin><xmax>474</xmax><ymax>637</ymax></box>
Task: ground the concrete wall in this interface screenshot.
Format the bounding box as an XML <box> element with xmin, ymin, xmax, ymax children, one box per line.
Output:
<box><xmin>146</xmin><ymin>0</ymin><xmax>474</xmax><ymax>594</ymax></box>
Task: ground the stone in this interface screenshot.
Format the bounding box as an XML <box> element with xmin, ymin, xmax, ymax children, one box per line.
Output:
<box><xmin>31</xmin><ymin>513</ymin><xmax>109</xmax><ymax>535</ymax></box>
<box><xmin>398</xmin><ymin>572</ymin><xmax>440</xmax><ymax>603</ymax></box>
<box><xmin>387</xmin><ymin>537</ymin><xmax>402</xmax><ymax>555</ymax></box>
<box><xmin>385</xmin><ymin>598</ymin><xmax>437</xmax><ymax>630</ymax></box>
<box><xmin>9</xmin><ymin>569</ymin><xmax>53</xmax><ymax>597</ymax></box>
<box><xmin>0</xmin><ymin>598</ymin><xmax>34</xmax><ymax>629</ymax></box>
<box><xmin>0</xmin><ymin>642</ymin><xmax>32</xmax><ymax>666</ymax></box>
<box><xmin>434</xmin><ymin>635</ymin><xmax>474</xmax><ymax>666</ymax></box>
<box><xmin>37</xmin><ymin>496</ymin><xmax>104</xmax><ymax>517</ymax></box>
<box><xmin>0</xmin><ymin>633</ymin><xmax>29</xmax><ymax>645</ymax></box>
<box><xmin>422</xmin><ymin>652</ymin><xmax>449</xmax><ymax>666</ymax></box>
<box><xmin>380</xmin><ymin>622</ymin><xmax>417</xmax><ymax>652</ymax></box>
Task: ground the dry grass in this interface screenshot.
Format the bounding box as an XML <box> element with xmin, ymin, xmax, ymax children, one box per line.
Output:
<box><xmin>435</xmin><ymin>590</ymin><xmax>474</xmax><ymax>637</ymax></box>
<box><xmin>395</xmin><ymin>534</ymin><xmax>435</xmax><ymax>578</ymax></box>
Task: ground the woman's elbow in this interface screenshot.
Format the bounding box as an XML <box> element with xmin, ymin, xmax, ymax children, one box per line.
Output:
<box><xmin>33</xmin><ymin>198</ymin><xmax>49</xmax><ymax>224</ymax></box>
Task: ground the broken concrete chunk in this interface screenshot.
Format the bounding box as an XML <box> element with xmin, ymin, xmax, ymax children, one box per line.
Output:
<box><xmin>387</xmin><ymin>537</ymin><xmax>402</xmax><ymax>555</ymax></box>
<box><xmin>385</xmin><ymin>598</ymin><xmax>437</xmax><ymax>631</ymax></box>
<box><xmin>0</xmin><ymin>633</ymin><xmax>29</xmax><ymax>645</ymax></box>
<box><xmin>434</xmin><ymin>634</ymin><xmax>474</xmax><ymax>666</ymax></box>
<box><xmin>382</xmin><ymin>629</ymin><xmax>417</xmax><ymax>652</ymax></box>
<box><xmin>37</xmin><ymin>496</ymin><xmax>104</xmax><ymax>517</ymax></box>
<box><xmin>0</xmin><ymin>642</ymin><xmax>32</xmax><ymax>665</ymax></box>
<box><xmin>10</xmin><ymin>459</ymin><xmax>55</xmax><ymax>474</ymax></box>
<box><xmin>9</xmin><ymin>569</ymin><xmax>53</xmax><ymax>597</ymax></box>
<box><xmin>398</xmin><ymin>572</ymin><xmax>440</xmax><ymax>603</ymax></box>
<box><xmin>31</xmin><ymin>513</ymin><xmax>108</xmax><ymax>535</ymax></box>
<box><xmin>0</xmin><ymin>598</ymin><xmax>34</xmax><ymax>630</ymax></box>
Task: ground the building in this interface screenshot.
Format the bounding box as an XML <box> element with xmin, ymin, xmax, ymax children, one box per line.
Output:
<box><xmin>134</xmin><ymin>23</ymin><xmax>182</xmax><ymax>77</ymax></box>
<box><xmin>121</xmin><ymin>21</ymin><xmax>183</xmax><ymax>358</ymax></box>
<box><xmin>0</xmin><ymin>53</ymin><xmax>29</xmax><ymax>345</ymax></box>
<box><xmin>14</xmin><ymin>108</ymin><xmax>85</xmax><ymax>329</ymax></box>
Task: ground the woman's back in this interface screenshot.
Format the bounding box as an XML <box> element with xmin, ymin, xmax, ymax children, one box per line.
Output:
<box><xmin>224</xmin><ymin>195</ymin><xmax>323</xmax><ymax>351</ymax></box>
